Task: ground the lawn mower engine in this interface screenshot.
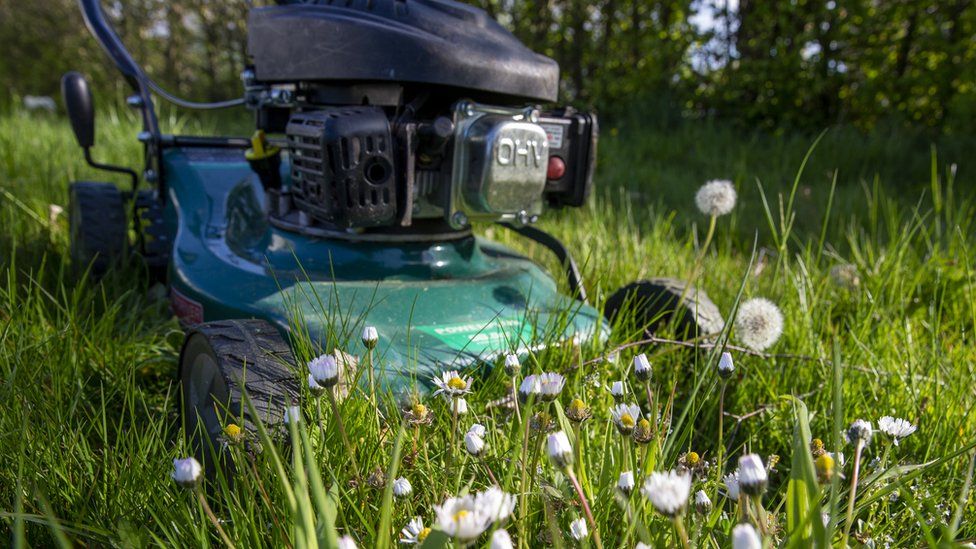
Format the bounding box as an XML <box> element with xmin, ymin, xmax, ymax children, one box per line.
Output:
<box><xmin>244</xmin><ymin>1</ymin><xmax>597</xmax><ymax>237</ymax></box>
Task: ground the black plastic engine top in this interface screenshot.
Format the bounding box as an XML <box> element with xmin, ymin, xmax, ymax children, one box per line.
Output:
<box><xmin>248</xmin><ymin>0</ymin><xmax>559</xmax><ymax>104</ymax></box>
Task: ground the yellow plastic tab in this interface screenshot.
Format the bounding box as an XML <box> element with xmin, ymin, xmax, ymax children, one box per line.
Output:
<box><xmin>245</xmin><ymin>130</ymin><xmax>280</xmax><ymax>161</ymax></box>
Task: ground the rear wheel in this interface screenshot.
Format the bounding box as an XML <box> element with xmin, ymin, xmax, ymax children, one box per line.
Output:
<box><xmin>68</xmin><ymin>182</ymin><xmax>127</xmax><ymax>276</ymax></box>
<box><xmin>179</xmin><ymin>319</ymin><xmax>300</xmax><ymax>466</ymax></box>
<box><xmin>604</xmin><ymin>277</ymin><xmax>725</xmax><ymax>337</ymax></box>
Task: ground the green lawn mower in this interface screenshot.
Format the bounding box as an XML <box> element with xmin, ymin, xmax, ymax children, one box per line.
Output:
<box><xmin>63</xmin><ymin>0</ymin><xmax>722</xmax><ymax>454</ymax></box>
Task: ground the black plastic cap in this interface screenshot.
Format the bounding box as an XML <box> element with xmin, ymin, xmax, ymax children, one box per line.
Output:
<box><xmin>61</xmin><ymin>71</ymin><xmax>95</xmax><ymax>148</ymax></box>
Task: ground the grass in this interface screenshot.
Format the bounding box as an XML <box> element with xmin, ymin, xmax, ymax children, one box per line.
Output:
<box><xmin>2</xmin><ymin>104</ymin><xmax>976</xmax><ymax>547</ymax></box>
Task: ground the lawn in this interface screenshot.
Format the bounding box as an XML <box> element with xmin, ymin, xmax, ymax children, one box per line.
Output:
<box><xmin>1</xmin><ymin>105</ymin><xmax>975</xmax><ymax>547</ymax></box>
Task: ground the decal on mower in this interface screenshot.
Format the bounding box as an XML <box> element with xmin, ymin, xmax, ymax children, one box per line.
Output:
<box><xmin>415</xmin><ymin>318</ymin><xmax>534</xmax><ymax>354</ymax></box>
<box><xmin>171</xmin><ymin>287</ymin><xmax>204</xmax><ymax>325</ymax></box>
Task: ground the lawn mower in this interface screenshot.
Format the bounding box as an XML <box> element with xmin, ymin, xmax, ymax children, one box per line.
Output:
<box><xmin>63</xmin><ymin>0</ymin><xmax>722</xmax><ymax>453</ymax></box>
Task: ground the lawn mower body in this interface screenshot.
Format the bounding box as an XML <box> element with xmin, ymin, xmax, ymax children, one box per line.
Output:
<box><xmin>162</xmin><ymin>145</ymin><xmax>602</xmax><ymax>389</ymax></box>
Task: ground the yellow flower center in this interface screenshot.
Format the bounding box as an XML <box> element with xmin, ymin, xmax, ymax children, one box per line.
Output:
<box><xmin>453</xmin><ymin>509</ymin><xmax>470</xmax><ymax>522</ymax></box>
<box><xmin>418</xmin><ymin>528</ymin><xmax>431</xmax><ymax>542</ymax></box>
<box><xmin>686</xmin><ymin>451</ymin><xmax>700</xmax><ymax>466</ymax></box>
<box><xmin>620</xmin><ymin>413</ymin><xmax>635</xmax><ymax>428</ymax></box>
<box><xmin>412</xmin><ymin>403</ymin><xmax>427</xmax><ymax>417</ymax></box>
<box><xmin>637</xmin><ymin>418</ymin><xmax>651</xmax><ymax>431</ymax></box>
<box><xmin>447</xmin><ymin>377</ymin><xmax>467</xmax><ymax>391</ymax></box>
<box><xmin>569</xmin><ymin>398</ymin><xmax>586</xmax><ymax>413</ymax></box>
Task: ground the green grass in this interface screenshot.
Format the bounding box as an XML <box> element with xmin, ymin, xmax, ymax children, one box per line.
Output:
<box><xmin>2</xmin><ymin>105</ymin><xmax>976</xmax><ymax>547</ymax></box>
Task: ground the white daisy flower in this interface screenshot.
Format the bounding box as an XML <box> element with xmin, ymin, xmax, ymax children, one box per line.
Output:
<box><xmin>734</xmin><ymin>297</ymin><xmax>784</xmax><ymax>351</ymax></box>
<box><xmin>468</xmin><ymin>423</ymin><xmax>487</xmax><ymax>438</ymax></box>
<box><xmin>611</xmin><ymin>403</ymin><xmax>642</xmax><ymax>435</ymax></box>
<box><xmin>284</xmin><ymin>404</ymin><xmax>302</xmax><ymax>425</ymax></box>
<box><xmin>171</xmin><ymin>457</ymin><xmax>202</xmax><ymax>488</ymax></box>
<box><xmin>610</xmin><ymin>381</ymin><xmax>626</xmax><ymax>400</ymax></box>
<box><xmin>738</xmin><ymin>454</ymin><xmax>767</xmax><ymax>495</ymax></box>
<box><xmin>455</xmin><ymin>397</ymin><xmax>469</xmax><ymax>415</ymax></box>
<box><xmin>393</xmin><ymin>477</ymin><xmax>412</xmax><ymax>498</ymax></box>
<box><xmin>547</xmin><ymin>430</ymin><xmax>574</xmax><ymax>468</ymax></box>
<box><xmin>537</xmin><ymin>372</ymin><xmax>566</xmax><ymax>401</ymax></box>
<box><xmin>474</xmin><ymin>486</ymin><xmax>516</xmax><ymax>523</ymax></box>
<box><xmin>846</xmin><ymin>419</ymin><xmax>873</xmax><ymax>446</ymax></box>
<box><xmin>361</xmin><ymin>326</ymin><xmax>379</xmax><ymax>349</ymax></box>
<box><xmin>695</xmin><ymin>179</ymin><xmax>737</xmax><ymax>216</ymax></box>
<box><xmin>309</xmin><ymin>353</ymin><xmax>340</xmax><ymax>387</ymax></box>
<box><xmin>731</xmin><ymin>523</ymin><xmax>761</xmax><ymax>549</ymax></box>
<box><xmin>636</xmin><ymin>543</ymin><xmax>652</xmax><ymax>549</ymax></box>
<box><xmin>694</xmin><ymin>490</ymin><xmax>712</xmax><ymax>514</ymax></box>
<box><xmin>432</xmin><ymin>370</ymin><xmax>473</xmax><ymax>397</ymax></box>
<box><xmin>503</xmin><ymin>354</ymin><xmax>520</xmax><ymax>376</ymax></box>
<box><xmin>569</xmin><ymin>517</ymin><xmax>588</xmax><ymax>540</ymax></box>
<box><xmin>717</xmin><ymin>351</ymin><xmax>735</xmax><ymax>378</ymax></box>
<box><xmin>337</xmin><ymin>535</ymin><xmax>357</xmax><ymax>549</ymax></box>
<box><xmin>641</xmin><ymin>470</ymin><xmax>692</xmax><ymax>517</ymax></box>
<box><xmin>518</xmin><ymin>374</ymin><xmax>541</xmax><ymax>401</ymax></box>
<box><xmin>490</xmin><ymin>529</ymin><xmax>514</xmax><ymax>549</ymax></box>
<box><xmin>633</xmin><ymin>353</ymin><xmax>652</xmax><ymax>382</ymax></box>
<box><xmin>308</xmin><ymin>373</ymin><xmax>326</xmax><ymax>397</ymax></box>
<box><xmin>617</xmin><ymin>470</ymin><xmax>635</xmax><ymax>494</ymax></box>
<box><xmin>433</xmin><ymin>494</ymin><xmax>491</xmax><ymax>541</ymax></box>
<box><xmin>877</xmin><ymin>416</ymin><xmax>916</xmax><ymax>445</ymax></box>
<box><xmin>723</xmin><ymin>470</ymin><xmax>740</xmax><ymax>500</ymax></box>
<box><xmin>399</xmin><ymin>517</ymin><xmax>430</xmax><ymax>545</ymax></box>
<box><xmin>464</xmin><ymin>431</ymin><xmax>486</xmax><ymax>456</ymax></box>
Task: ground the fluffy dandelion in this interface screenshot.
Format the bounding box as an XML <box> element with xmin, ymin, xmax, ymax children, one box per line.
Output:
<box><xmin>393</xmin><ymin>477</ymin><xmax>413</xmax><ymax>498</ymax></box>
<box><xmin>641</xmin><ymin>470</ymin><xmax>692</xmax><ymax>517</ymax></box>
<box><xmin>695</xmin><ymin>179</ymin><xmax>737</xmax><ymax>217</ymax></box>
<box><xmin>547</xmin><ymin>430</ymin><xmax>574</xmax><ymax>468</ymax></box>
<box><xmin>474</xmin><ymin>486</ymin><xmax>516</xmax><ymax>523</ymax></box>
<box><xmin>731</xmin><ymin>523</ymin><xmax>762</xmax><ymax>549</ymax></box>
<box><xmin>878</xmin><ymin>416</ymin><xmax>916</xmax><ymax>445</ymax></box>
<box><xmin>694</xmin><ymin>490</ymin><xmax>712</xmax><ymax>515</ymax></box>
<box><xmin>465</xmin><ymin>430</ymin><xmax>486</xmax><ymax>456</ymax></box>
<box><xmin>723</xmin><ymin>470</ymin><xmax>740</xmax><ymax>500</ymax></box>
<box><xmin>400</xmin><ymin>517</ymin><xmax>430</xmax><ymax>545</ymax></box>
<box><xmin>633</xmin><ymin>353</ymin><xmax>652</xmax><ymax>381</ymax></box>
<box><xmin>610</xmin><ymin>380</ymin><xmax>626</xmax><ymax>400</ymax></box>
<box><xmin>846</xmin><ymin>419</ymin><xmax>873</xmax><ymax>446</ymax></box>
<box><xmin>717</xmin><ymin>351</ymin><xmax>735</xmax><ymax>378</ymax></box>
<box><xmin>433</xmin><ymin>494</ymin><xmax>491</xmax><ymax>542</ymax></box>
<box><xmin>432</xmin><ymin>370</ymin><xmax>473</xmax><ymax>397</ymax></box>
<box><xmin>503</xmin><ymin>353</ymin><xmax>520</xmax><ymax>376</ymax></box>
<box><xmin>737</xmin><ymin>454</ymin><xmax>767</xmax><ymax>495</ymax></box>
<box><xmin>361</xmin><ymin>325</ymin><xmax>378</xmax><ymax>349</ymax></box>
<box><xmin>611</xmin><ymin>403</ymin><xmax>641</xmax><ymax>436</ymax></box>
<box><xmin>337</xmin><ymin>535</ymin><xmax>357</xmax><ymax>549</ymax></box>
<box><xmin>734</xmin><ymin>297</ymin><xmax>784</xmax><ymax>351</ymax></box>
<box><xmin>569</xmin><ymin>517</ymin><xmax>588</xmax><ymax>540</ymax></box>
<box><xmin>490</xmin><ymin>529</ymin><xmax>513</xmax><ymax>549</ymax></box>
<box><xmin>617</xmin><ymin>470</ymin><xmax>635</xmax><ymax>495</ymax></box>
<box><xmin>171</xmin><ymin>457</ymin><xmax>202</xmax><ymax>488</ymax></box>
<box><xmin>308</xmin><ymin>353</ymin><xmax>340</xmax><ymax>387</ymax></box>
<box><xmin>566</xmin><ymin>398</ymin><xmax>592</xmax><ymax>423</ymax></box>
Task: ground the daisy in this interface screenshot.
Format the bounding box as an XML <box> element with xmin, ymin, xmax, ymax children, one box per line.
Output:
<box><xmin>877</xmin><ymin>416</ymin><xmax>916</xmax><ymax>445</ymax></box>
<box><xmin>468</xmin><ymin>423</ymin><xmax>486</xmax><ymax>438</ymax></box>
<box><xmin>361</xmin><ymin>326</ymin><xmax>378</xmax><ymax>349</ymax></box>
<box><xmin>694</xmin><ymin>490</ymin><xmax>712</xmax><ymax>514</ymax></box>
<box><xmin>717</xmin><ymin>351</ymin><xmax>735</xmax><ymax>378</ymax></box>
<box><xmin>695</xmin><ymin>179</ymin><xmax>737</xmax><ymax>216</ymax></box>
<box><xmin>537</xmin><ymin>372</ymin><xmax>566</xmax><ymax>401</ymax></box>
<box><xmin>399</xmin><ymin>517</ymin><xmax>430</xmax><ymax>545</ymax></box>
<box><xmin>432</xmin><ymin>370</ymin><xmax>472</xmax><ymax>398</ymax></box>
<box><xmin>393</xmin><ymin>477</ymin><xmax>412</xmax><ymax>498</ymax></box>
<box><xmin>503</xmin><ymin>354</ymin><xmax>520</xmax><ymax>376</ymax></box>
<box><xmin>490</xmin><ymin>529</ymin><xmax>513</xmax><ymax>549</ymax></box>
<box><xmin>569</xmin><ymin>517</ymin><xmax>588</xmax><ymax>540</ymax></box>
<box><xmin>633</xmin><ymin>353</ymin><xmax>652</xmax><ymax>382</ymax></box>
<box><xmin>171</xmin><ymin>457</ymin><xmax>202</xmax><ymax>488</ymax></box>
<box><xmin>547</xmin><ymin>430</ymin><xmax>574</xmax><ymax>468</ymax></box>
<box><xmin>731</xmin><ymin>523</ymin><xmax>761</xmax><ymax>549</ymax></box>
<box><xmin>309</xmin><ymin>353</ymin><xmax>340</xmax><ymax>387</ymax></box>
<box><xmin>723</xmin><ymin>470</ymin><xmax>740</xmax><ymax>500</ymax></box>
<box><xmin>455</xmin><ymin>397</ymin><xmax>469</xmax><ymax>415</ymax></box>
<box><xmin>464</xmin><ymin>431</ymin><xmax>486</xmax><ymax>456</ymax></box>
<box><xmin>617</xmin><ymin>470</ymin><xmax>635</xmax><ymax>494</ymax></box>
<box><xmin>474</xmin><ymin>486</ymin><xmax>516</xmax><ymax>523</ymax></box>
<box><xmin>337</xmin><ymin>536</ymin><xmax>357</xmax><ymax>549</ymax></box>
<box><xmin>433</xmin><ymin>494</ymin><xmax>491</xmax><ymax>541</ymax></box>
<box><xmin>611</xmin><ymin>403</ymin><xmax>641</xmax><ymax>436</ymax></box>
<box><xmin>284</xmin><ymin>405</ymin><xmax>302</xmax><ymax>425</ymax></box>
<box><xmin>518</xmin><ymin>375</ymin><xmax>541</xmax><ymax>401</ymax></box>
<box><xmin>641</xmin><ymin>470</ymin><xmax>692</xmax><ymax>517</ymax></box>
<box><xmin>734</xmin><ymin>298</ymin><xmax>784</xmax><ymax>351</ymax></box>
<box><xmin>738</xmin><ymin>454</ymin><xmax>767</xmax><ymax>495</ymax></box>
<box><xmin>610</xmin><ymin>381</ymin><xmax>626</xmax><ymax>400</ymax></box>
<box><xmin>308</xmin><ymin>373</ymin><xmax>326</xmax><ymax>397</ymax></box>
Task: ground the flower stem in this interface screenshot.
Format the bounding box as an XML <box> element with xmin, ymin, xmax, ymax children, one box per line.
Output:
<box><xmin>448</xmin><ymin>397</ymin><xmax>459</xmax><ymax>468</ymax></box>
<box><xmin>328</xmin><ymin>390</ymin><xmax>359</xmax><ymax>473</ymax></box>
<box><xmin>365</xmin><ymin>348</ymin><xmax>381</xmax><ymax>435</ymax></box>
<box><xmin>673</xmin><ymin>515</ymin><xmax>691</xmax><ymax>549</ymax></box>
<box><xmin>517</xmin><ymin>400</ymin><xmax>533</xmax><ymax>548</ymax></box>
<box><xmin>511</xmin><ymin>375</ymin><xmax>522</xmax><ymax>423</ymax></box>
<box><xmin>714</xmin><ymin>380</ymin><xmax>728</xmax><ymax>499</ymax></box>
<box><xmin>841</xmin><ymin>440</ymin><xmax>865</xmax><ymax>548</ymax></box>
<box><xmin>567</xmin><ymin>467</ymin><xmax>603</xmax><ymax>549</ymax></box>
<box><xmin>196</xmin><ymin>488</ymin><xmax>237</xmax><ymax>549</ymax></box>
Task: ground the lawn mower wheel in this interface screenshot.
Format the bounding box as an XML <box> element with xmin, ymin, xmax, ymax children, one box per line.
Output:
<box><xmin>68</xmin><ymin>182</ymin><xmax>127</xmax><ymax>276</ymax></box>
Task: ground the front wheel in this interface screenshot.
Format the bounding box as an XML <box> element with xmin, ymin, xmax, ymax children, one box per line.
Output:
<box><xmin>604</xmin><ymin>277</ymin><xmax>725</xmax><ymax>338</ymax></box>
<box><xmin>179</xmin><ymin>319</ymin><xmax>300</xmax><ymax>465</ymax></box>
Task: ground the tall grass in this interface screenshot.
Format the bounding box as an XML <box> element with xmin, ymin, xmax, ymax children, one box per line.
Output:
<box><xmin>1</xmin><ymin>107</ymin><xmax>975</xmax><ymax>546</ymax></box>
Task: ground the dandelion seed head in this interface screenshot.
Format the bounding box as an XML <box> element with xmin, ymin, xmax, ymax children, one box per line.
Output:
<box><xmin>695</xmin><ymin>179</ymin><xmax>737</xmax><ymax>217</ymax></box>
<box><xmin>641</xmin><ymin>470</ymin><xmax>692</xmax><ymax>517</ymax></box>
<box><xmin>734</xmin><ymin>297</ymin><xmax>784</xmax><ymax>351</ymax></box>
